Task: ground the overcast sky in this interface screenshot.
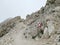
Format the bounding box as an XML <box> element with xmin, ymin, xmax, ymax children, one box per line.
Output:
<box><xmin>0</xmin><ymin>0</ymin><xmax>47</xmax><ymax>22</ymax></box>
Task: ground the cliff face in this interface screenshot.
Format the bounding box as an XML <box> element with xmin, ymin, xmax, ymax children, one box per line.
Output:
<box><xmin>0</xmin><ymin>0</ymin><xmax>60</xmax><ymax>45</ymax></box>
<box><xmin>46</xmin><ymin>0</ymin><xmax>60</xmax><ymax>6</ymax></box>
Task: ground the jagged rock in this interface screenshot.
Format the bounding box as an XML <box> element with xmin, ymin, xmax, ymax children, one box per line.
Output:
<box><xmin>46</xmin><ymin>0</ymin><xmax>56</xmax><ymax>5</ymax></box>
<box><xmin>46</xmin><ymin>0</ymin><xmax>60</xmax><ymax>6</ymax></box>
<box><xmin>55</xmin><ymin>0</ymin><xmax>60</xmax><ymax>6</ymax></box>
<box><xmin>23</xmin><ymin>27</ymin><xmax>38</xmax><ymax>39</ymax></box>
<box><xmin>0</xmin><ymin>16</ymin><xmax>21</xmax><ymax>37</ymax></box>
<box><xmin>54</xmin><ymin>35</ymin><xmax>60</xmax><ymax>45</ymax></box>
<box><xmin>47</xmin><ymin>20</ymin><xmax>55</xmax><ymax>36</ymax></box>
<box><xmin>0</xmin><ymin>0</ymin><xmax>60</xmax><ymax>45</ymax></box>
<box><xmin>42</xmin><ymin>27</ymin><xmax>49</xmax><ymax>39</ymax></box>
<box><xmin>26</xmin><ymin>14</ymin><xmax>31</xmax><ymax>20</ymax></box>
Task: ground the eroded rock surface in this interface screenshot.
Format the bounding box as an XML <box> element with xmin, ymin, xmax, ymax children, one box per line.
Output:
<box><xmin>0</xmin><ymin>0</ymin><xmax>60</xmax><ymax>45</ymax></box>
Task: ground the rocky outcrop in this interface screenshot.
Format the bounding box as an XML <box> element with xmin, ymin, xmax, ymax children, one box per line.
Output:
<box><xmin>23</xmin><ymin>0</ymin><xmax>60</xmax><ymax>42</ymax></box>
<box><xmin>0</xmin><ymin>16</ymin><xmax>23</xmax><ymax>37</ymax></box>
<box><xmin>46</xmin><ymin>0</ymin><xmax>60</xmax><ymax>6</ymax></box>
<box><xmin>0</xmin><ymin>0</ymin><xmax>60</xmax><ymax>45</ymax></box>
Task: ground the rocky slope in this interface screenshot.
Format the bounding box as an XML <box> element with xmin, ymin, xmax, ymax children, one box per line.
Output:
<box><xmin>0</xmin><ymin>0</ymin><xmax>60</xmax><ymax>45</ymax></box>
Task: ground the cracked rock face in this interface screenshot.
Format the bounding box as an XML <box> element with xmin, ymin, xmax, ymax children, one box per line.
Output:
<box><xmin>0</xmin><ymin>0</ymin><xmax>60</xmax><ymax>45</ymax></box>
<box><xmin>46</xmin><ymin>0</ymin><xmax>60</xmax><ymax>6</ymax></box>
<box><xmin>0</xmin><ymin>16</ymin><xmax>22</xmax><ymax>37</ymax></box>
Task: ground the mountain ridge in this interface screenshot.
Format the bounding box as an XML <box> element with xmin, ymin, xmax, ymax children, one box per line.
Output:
<box><xmin>0</xmin><ymin>0</ymin><xmax>60</xmax><ymax>45</ymax></box>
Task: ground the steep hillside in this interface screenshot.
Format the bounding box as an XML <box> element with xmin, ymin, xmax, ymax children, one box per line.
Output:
<box><xmin>0</xmin><ymin>0</ymin><xmax>60</xmax><ymax>45</ymax></box>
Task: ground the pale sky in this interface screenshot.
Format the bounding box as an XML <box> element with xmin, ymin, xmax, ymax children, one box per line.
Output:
<box><xmin>0</xmin><ymin>0</ymin><xmax>47</xmax><ymax>22</ymax></box>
